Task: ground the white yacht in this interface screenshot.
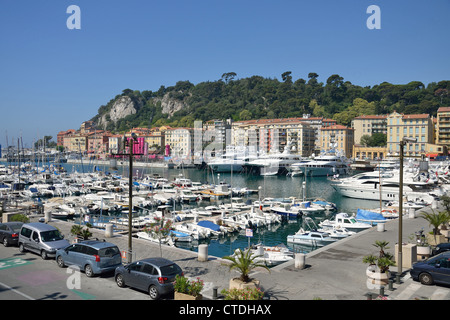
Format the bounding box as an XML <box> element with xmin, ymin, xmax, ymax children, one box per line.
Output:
<box><xmin>290</xmin><ymin>151</ymin><xmax>350</xmax><ymax>177</ymax></box>
<box><xmin>245</xmin><ymin>146</ymin><xmax>303</xmax><ymax>176</ymax></box>
<box><xmin>287</xmin><ymin>229</ymin><xmax>337</xmax><ymax>247</ymax></box>
<box><xmin>207</xmin><ymin>157</ymin><xmax>246</xmax><ymax>173</ymax></box>
<box><xmin>319</xmin><ymin>213</ymin><xmax>373</xmax><ymax>232</ymax></box>
<box><xmin>331</xmin><ymin>169</ymin><xmax>442</xmax><ymax>203</ymax></box>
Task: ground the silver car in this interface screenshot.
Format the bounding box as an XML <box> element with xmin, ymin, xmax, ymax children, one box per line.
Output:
<box><xmin>115</xmin><ymin>258</ymin><xmax>183</xmax><ymax>300</ymax></box>
<box><xmin>18</xmin><ymin>223</ymin><xmax>70</xmax><ymax>259</ymax></box>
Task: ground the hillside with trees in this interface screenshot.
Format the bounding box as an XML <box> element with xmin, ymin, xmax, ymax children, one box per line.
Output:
<box><xmin>90</xmin><ymin>72</ymin><xmax>450</xmax><ymax>132</ymax></box>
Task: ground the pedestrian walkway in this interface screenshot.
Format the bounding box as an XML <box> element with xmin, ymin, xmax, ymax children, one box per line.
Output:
<box><xmin>39</xmin><ymin>201</ymin><xmax>450</xmax><ymax>300</ymax></box>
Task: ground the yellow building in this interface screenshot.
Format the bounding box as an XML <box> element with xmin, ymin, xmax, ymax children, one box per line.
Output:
<box><xmin>351</xmin><ymin>115</ymin><xmax>387</xmax><ymax>144</ymax></box>
<box><xmin>436</xmin><ymin>107</ymin><xmax>450</xmax><ymax>150</ymax></box>
<box><xmin>386</xmin><ymin>111</ymin><xmax>434</xmax><ymax>157</ymax></box>
<box><xmin>165</xmin><ymin>127</ymin><xmax>194</xmax><ymax>161</ymax></box>
<box><xmin>352</xmin><ymin>145</ymin><xmax>387</xmax><ymax>160</ymax></box>
<box><xmin>319</xmin><ymin>125</ymin><xmax>354</xmax><ymax>158</ymax></box>
<box><xmin>64</xmin><ymin>134</ymin><xmax>88</xmax><ymax>153</ymax></box>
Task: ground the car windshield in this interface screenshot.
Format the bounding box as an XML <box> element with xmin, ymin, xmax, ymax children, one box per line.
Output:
<box><xmin>160</xmin><ymin>263</ymin><xmax>182</xmax><ymax>276</ymax></box>
<box><xmin>40</xmin><ymin>230</ymin><xmax>64</xmax><ymax>242</ymax></box>
<box><xmin>98</xmin><ymin>246</ymin><xmax>120</xmax><ymax>257</ymax></box>
<box><xmin>10</xmin><ymin>224</ymin><xmax>22</xmax><ymax>233</ymax></box>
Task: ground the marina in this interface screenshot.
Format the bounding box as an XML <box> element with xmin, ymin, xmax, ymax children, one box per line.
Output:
<box><xmin>1</xmin><ymin>154</ymin><xmax>446</xmax><ymax>261</ymax></box>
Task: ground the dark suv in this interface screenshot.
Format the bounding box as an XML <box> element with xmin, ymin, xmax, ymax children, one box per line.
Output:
<box><xmin>56</xmin><ymin>240</ymin><xmax>122</xmax><ymax>277</ymax></box>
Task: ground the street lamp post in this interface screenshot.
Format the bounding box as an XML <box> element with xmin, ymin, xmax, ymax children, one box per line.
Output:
<box><xmin>397</xmin><ymin>137</ymin><xmax>417</xmax><ymax>283</ymax></box>
<box><xmin>112</xmin><ymin>133</ymin><xmax>143</xmax><ymax>263</ymax></box>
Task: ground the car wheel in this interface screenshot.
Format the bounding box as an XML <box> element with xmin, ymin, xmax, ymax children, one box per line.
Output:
<box><xmin>19</xmin><ymin>243</ymin><xmax>26</xmax><ymax>253</ymax></box>
<box><xmin>148</xmin><ymin>285</ymin><xmax>160</xmax><ymax>300</ymax></box>
<box><xmin>3</xmin><ymin>237</ymin><xmax>8</xmax><ymax>247</ymax></box>
<box><xmin>56</xmin><ymin>256</ymin><xmax>65</xmax><ymax>268</ymax></box>
<box><xmin>85</xmin><ymin>264</ymin><xmax>94</xmax><ymax>277</ymax></box>
<box><xmin>41</xmin><ymin>250</ymin><xmax>48</xmax><ymax>260</ymax></box>
<box><xmin>115</xmin><ymin>274</ymin><xmax>125</xmax><ymax>287</ymax></box>
<box><xmin>419</xmin><ymin>272</ymin><xmax>434</xmax><ymax>285</ymax></box>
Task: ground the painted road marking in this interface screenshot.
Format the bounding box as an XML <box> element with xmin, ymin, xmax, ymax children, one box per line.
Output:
<box><xmin>430</xmin><ymin>289</ymin><xmax>449</xmax><ymax>300</ymax></box>
<box><xmin>0</xmin><ymin>281</ymin><xmax>35</xmax><ymax>300</ymax></box>
<box><xmin>0</xmin><ymin>257</ymin><xmax>32</xmax><ymax>270</ymax></box>
<box><xmin>395</xmin><ymin>282</ymin><xmax>421</xmax><ymax>300</ymax></box>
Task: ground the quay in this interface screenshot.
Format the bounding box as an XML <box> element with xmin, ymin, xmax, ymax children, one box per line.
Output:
<box><xmin>17</xmin><ymin>201</ymin><xmax>450</xmax><ymax>300</ymax></box>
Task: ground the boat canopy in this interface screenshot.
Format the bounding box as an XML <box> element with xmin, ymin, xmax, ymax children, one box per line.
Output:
<box><xmin>197</xmin><ymin>220</ymin><xmax>221</xmax><ymax>232</ymax></box>
<box><xmin>356</xmin><ymin>208</ymin><xmax>386</xmax><ymax>222</ymax></box>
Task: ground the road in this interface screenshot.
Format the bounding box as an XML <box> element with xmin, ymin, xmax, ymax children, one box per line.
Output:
<box><xmin>0</xmin><ymin>245</ymin><xmax>150</xmax><ymax>300</ymax></box>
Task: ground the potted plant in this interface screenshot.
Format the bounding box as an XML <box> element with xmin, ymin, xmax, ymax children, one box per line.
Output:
<box><xmin>70</xmin><ymin>224</ymin><xmax>92</xmax><ymax>241</ymax></box>
<box><xmin>363</xmin><ymin>240</ymin><xmax>395</xmax><ymax>286</ymax></box>
<box><xmin>222</xmin><ymin>248</ymin><xmax>270</xmax><ymax>290</ymax></box>
<box><xmin>420</xmin><ymin>211</ymin><xmax>448</xmax><ymax>245</ymax></box>
<box><xmin>173</xmin><ymin>274</ymin><xmax>204</xmax><ymax>300</ymax></box>
<box><xmin>410</xmin><ymin>228</ymin><xmax>431</xmax><ymax>260</ymax></box>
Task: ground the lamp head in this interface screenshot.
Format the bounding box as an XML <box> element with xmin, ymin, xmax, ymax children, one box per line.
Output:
<box><xmin>402</xmin><ymin>137</ymin><xmax>417</xmax><ymax>143</ymax></box>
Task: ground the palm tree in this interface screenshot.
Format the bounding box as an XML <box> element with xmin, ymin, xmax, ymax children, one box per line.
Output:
<box><xmin>373</xmin><ymin>240</ymin><xmax>390</xmax><ymax>257</ymax></box>
<box><xmin>223</xmin><ymin>248</ymin><xmax>270</xmax><ymax>283</ymax></box>
<box><xmin>420</xmin><ymin>210</ymin><xmax>450</xmax><ymax>244</ymax></box>
<box><xmin>363</xmin><ymin>240</ymin><xmax>395</xmax><ymax>273</ymax></box>
<box><xmin>420</xmin><ymin>210</ymin><xmax>449</xmax><ymax>236</ymax></box>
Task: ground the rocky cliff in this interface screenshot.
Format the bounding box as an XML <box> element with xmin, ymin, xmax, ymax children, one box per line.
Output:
<box><xmin>97</xmin><ymin>96</ymin><xmax>137</xmax><ymax>130</ymax></box>
<box><xmin>95</xmin><ymin>92</ymin><xmax>188</xmax><ymax>131</ymax></box>
<box><xmin>155</xmin><ymin>92</ymin><xmax>188</xmax><ymax>118</ymax></box>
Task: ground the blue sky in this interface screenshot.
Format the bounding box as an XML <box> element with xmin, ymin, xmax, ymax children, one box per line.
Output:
<box><xmin>0</xmin><ymin>0</ymin><xmax>449</xmax><ymax>148</ymax></box>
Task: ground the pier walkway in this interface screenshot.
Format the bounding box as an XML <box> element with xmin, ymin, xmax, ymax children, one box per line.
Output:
<box><xmin>40</xmin><ymin>202</ymin><xmax>450</xmax><ymax>300</ymax></box>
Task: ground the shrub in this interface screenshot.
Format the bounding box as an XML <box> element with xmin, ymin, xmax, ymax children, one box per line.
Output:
<box><xmin>9</xmin><ymin>214</ymin><xmax>29</xmax><ymax>223</ymax></box>
<box><xmin>173</xmin><ymin>275</ymin><xmax>204</xmax><ymax>297</ymax></box>
<box><xmin>221</xmin><ymin>287</ymin><xmax>265</xmax><ymax>300</ymax></box>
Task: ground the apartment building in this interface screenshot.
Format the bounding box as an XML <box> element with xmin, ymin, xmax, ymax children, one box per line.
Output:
<box><xmin>231</xmin><ymin>117</ymin><xmax>322</xmax><ymax>156</ymax></box>
<box><xmin>436</xmin><ymin>107</ymin><xmax>450</xmax><ymax>147</ymax></box>
<box><xmin>63</xmin><ymin>134</ymin><xmax>88</xmax><ymax>153</ymax></box>
<box><xmin>57</xmin><ymin>129</ymin><xmax>76</xmax><ymax>147</ymax></box>
<box><xmin>351</xmin><ymin>115</ymin><xmax>387</xmax><ymax>144</ymax></box>
<box><xmin>386</xmin><ymin>111</ymin><xmax>434</xmax><ymax>157</ymax></box>
<box><xmin>164</xmin><ymin>127</ymin><xmax>195</xmax><ymax>161</ymax></box>
<box><xmin>319</xmin><ymin>125</ymin><xmax>354</xmax><ymax>158</ymax></box>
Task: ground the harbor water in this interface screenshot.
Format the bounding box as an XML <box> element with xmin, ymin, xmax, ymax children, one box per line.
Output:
<box><xmin>5</xmin><ymin>161</ymin><xmax>381</xmax><ymax>259</ymax></box>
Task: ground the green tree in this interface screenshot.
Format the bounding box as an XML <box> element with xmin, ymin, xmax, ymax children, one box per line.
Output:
<box><xmin>144</xmin><ymin>217</ymin><xmax>174</xmax><ymax>257</ymax></box>
<box><xmin>360</xmin><ymin>134</ymin><xmax>372</xmax><ymax>146</ymax></box>
<box><xmin>370</xmin><ymin>133</ymin><xmax>387</xmax><ymax>147</ymax></box>
<box><xmin>239</xmin><ymin>109</ymin><xmax>252</xmax><ymax>120</ymax></box>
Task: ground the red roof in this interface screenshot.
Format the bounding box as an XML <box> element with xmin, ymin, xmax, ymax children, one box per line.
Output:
<box><xmin>321</xmin><ymin>125</ymin><xmax>353</xmax><ymax>130</ymax></box>
<box><xmin>354</xmin><ymin>115</ymin><xmax>387</xmax><ymax>120</ymax></box>
<box><xmin>402</xmin><ymin>114</ymin><xmax>429</xmax><ymax>119</ymax></box>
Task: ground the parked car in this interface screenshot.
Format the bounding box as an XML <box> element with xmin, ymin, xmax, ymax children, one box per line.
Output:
<box><xmin>0</xmin><ymin>222</ymin><xmax>23</xmax><ymax>247</ymax></box>
<box><xmin>19</xmin><ymin>222</ymin><xmax>70</xmax><ymax>259</ymax></box>
<box><xmin>115</xmin><ymin>258</ymin><xmax>183</xmax><ymax>300</ymax></box>
<box><xmin>410</xmin><ymin>252</ymin><xmax>450</xmax><ymax>286</ymax></box>
<box><xmin>56</xmin><ymin>240</ymin><xmax>122</xmax><ymax>277</ymax></box>
<box><xmin>432</xmin><ymin>243</ymin><xmax>450</xmax><ymax>256</ymax></box>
